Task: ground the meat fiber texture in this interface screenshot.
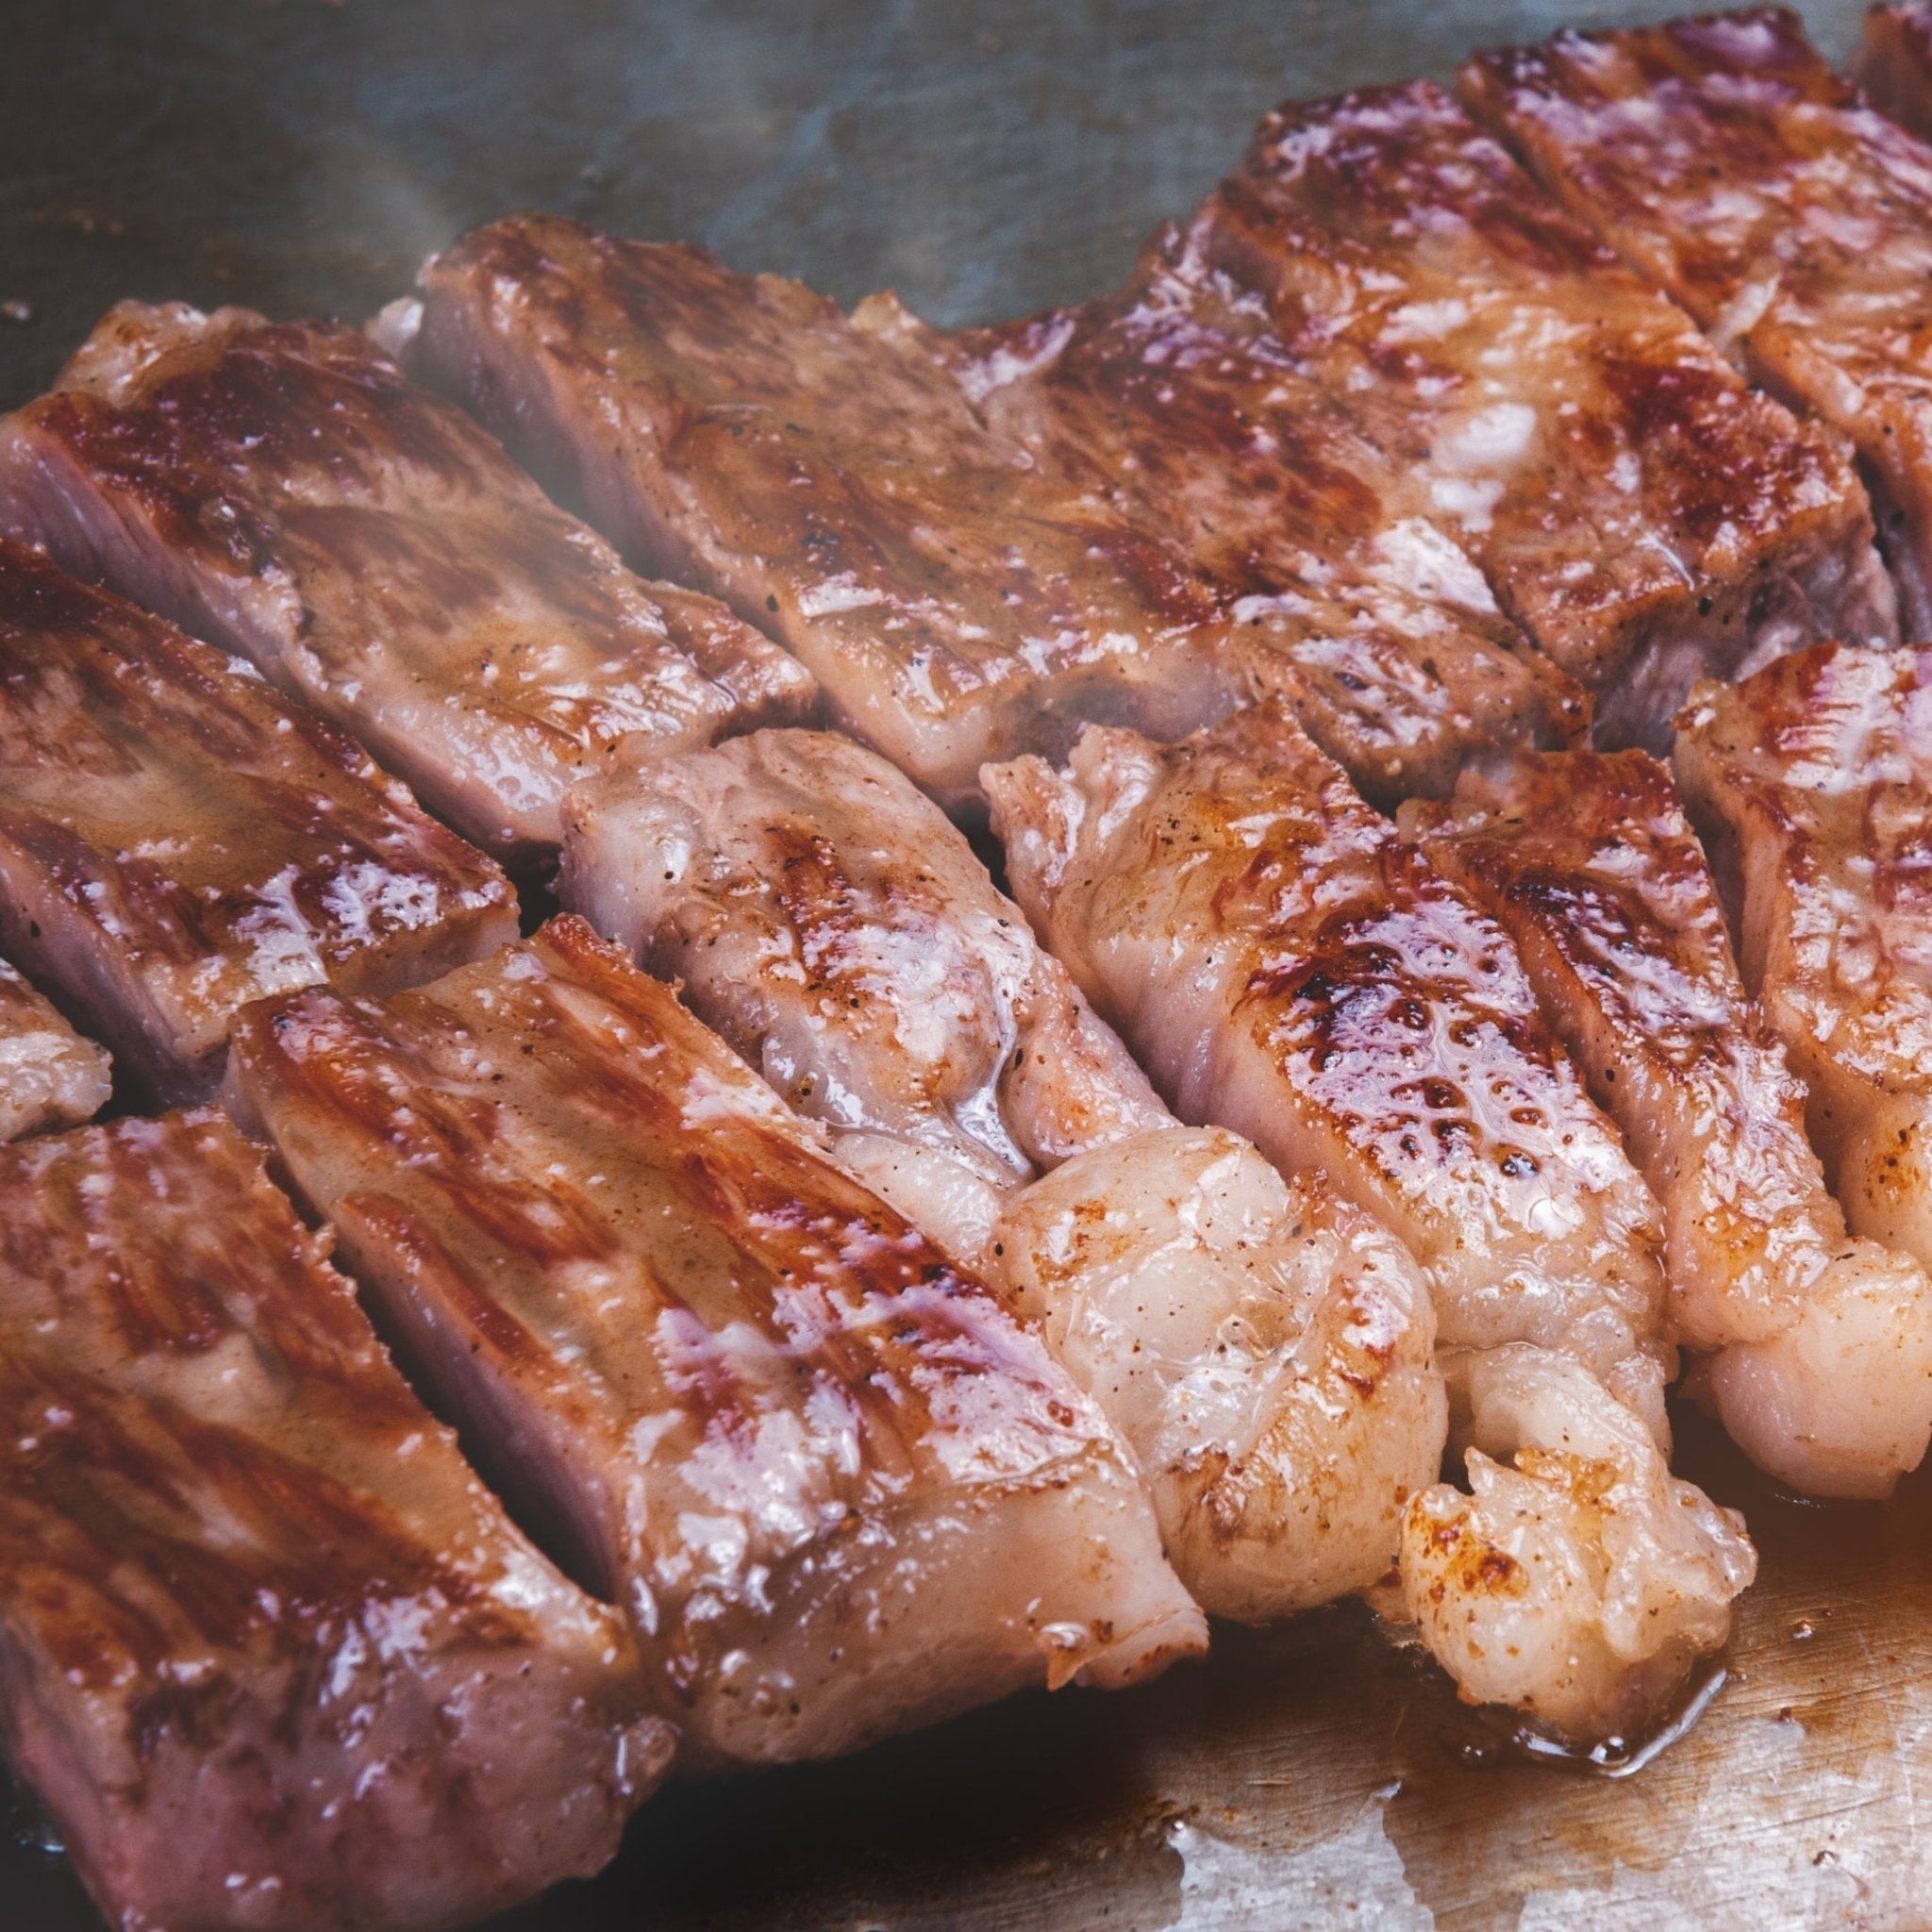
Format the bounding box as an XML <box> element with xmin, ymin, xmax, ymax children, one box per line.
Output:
<box><xmin>0</xmin><ymin>300</ymin><xmax>816</xmax><ymax>871</ymax></box>
<box><xmin>921</xmin><ymin>242</ymin><xmax>1587</xmax><ymax>808</ymax></box>
<box><xmin>558</xmin><ymin>725</ymin><xmax>1174</xmax><ymax>1269</ymax></box>
<box><xmin>1461</xmin><ymin>8</ymin><xmax>1932</xmax><ymax>640</ymax></box>
<box><xmin>0</xmin><ymin>955</ymin><xmax>108</xmax><ymax>1141</ymax></box>
<box><xmin>986</xmin><ymin>706</ymin><xmax>1755</xmax><ymax>1742</ymax></box>
<box><xmin>1191</xmin><ymin>76</ymin><xmax>1894</xmax><ymax>744</ymax></box>
<box><xmin>0</xmin><ymin>1108</ymin><xmax>667</xmax><ymax>1932</ymax></box>
<box><xmin>1405</xmin><ymin>747</ymin><xmax>1932</xmax><ymax>1498</ymax></box>
<box><xmin>0</xmin><ymin>539</ymin><xmax>515</xmax><ymax>1104</ymax></box>
<box><xmin>222</xmin><ymin>915</ymin><xmax>1208</xmax><ymax>1770</ymax></box>
<box><xmin>560</xmin><ymin>725</ymin><xmax>1445</xmax><ymax>1624</ymax></box>
<box><xmin>412</xmin><ymin>215</ymin><xmax>1261</xmax><ymax>811</ymax></box>
<box><xmin>1675</xmin><ymin>644</ymin><xmax>1932</xmax><ymax>1290</ymax></box>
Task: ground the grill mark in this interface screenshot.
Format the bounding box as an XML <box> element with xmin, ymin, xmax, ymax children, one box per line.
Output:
<box><xmin>341</xmin><ymin>1191</ymin><xmax>559</xmax><ymax>1372</ymax></box>
<box><xmin>0</xmin><ymin>542</ymin><xmax>509</xmax><ymax>1009</ymax></box>
<box><xmin>0</xmin><ymin>1114</ymin><xmax>540</xmax><ymax>1695</ymax></box>
<box><xmin>2</xmin><ymin>1357</ymin><xmax>525</xmax><ymax>1676</ymax></box>
<box><xmin>240</xmin><ymin>923</ymin><xmax>1091</xmax><ymax>1501</ymax></box>
<box><xmin>44</xmin><ymin>317</ymin><xmax>506</xmax><ymax>525</ymax></box>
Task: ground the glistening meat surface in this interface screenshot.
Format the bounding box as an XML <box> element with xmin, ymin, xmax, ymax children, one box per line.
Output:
<box><xmin>1194</xmin><ymin>77</ymin><xmax>1893</xmax><ymax>744</ymax></box>
<box><xmin>560</xmin><ymin>726</ymin><xmax>1445</xmax><ymax>1622</ymax></box>
<box><xmin>1406</xmin><ymin>748</ymin><xmax>1932</xmax><ymax>1498</ymax></box>
<box><xmin>1675</xmin><ymin>645</ymin><xmax>1932</xmax><ymax>1282</ymax></box>
<box><xmin>0</xmin><ymin>1108</ymin><xmax>666</xmax><ymax>1932</ymax></box>
<box><xmin>0</xmin><ymin>540</ymin><xmax>514</xmax><ymax>1102</ymax></box>
<box><xmin>1460</xmin><ymin>8</ymin><xmax>1932</xmax><ymax>637</ymax></box>
<box><xmin>927</xmin><ymin>239</ymin><xmax>1584</xmax><ymax>808</ymax></box>
<box><xmin>559</xmin><ymin>725</ymin><xmax>1172</xmax><ymax>1266</ymax></box>
<box><xmin>0</xmin><ymin>956</ymin><xmax>108</xmax><ymax>1141</ymax></box>
<box><xmin>986</xmin><ymin>706</ymin><xmax>1755</xmax><ymax>1740</ymax></box>
<box><xmin>414</xmin><ymin>216</ymin><xmax>1255</xmax><ymax>808</ymax></box>
<box><xmin>994</xmin><ymin>1125</ymin><xmax>1445</xmax><ymax>1622</ymax></box>
<box><xmin>223</xmin><ymin>916</ymin><xmax>1206</xmax><ymax>1768</ymax></box>
<box><xmin>0</xmin><ymin>301</ymin><xmax>814</xmax><ymax>867</ymax></box>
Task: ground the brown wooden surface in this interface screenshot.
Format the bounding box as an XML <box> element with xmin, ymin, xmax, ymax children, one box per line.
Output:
<box><xmin>1</xmin><ymin>3</ymin><xmax>1916</xmax><ymax>1926</ymax></box>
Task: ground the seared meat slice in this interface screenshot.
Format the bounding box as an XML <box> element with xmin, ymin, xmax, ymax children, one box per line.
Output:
<box><xmin>1405</xmin><ymin>748</ymin><xmax>1932</xmax><ymax>1498</ymax></box>
<box><xmin>988</xmin><ymin>708</ymin><xmax>1669</xmax><ymax>1413</ymax></box>
<box><xmin>560</xmin><ymin>727</ymin><xmax>1444</xmax><ymax>1620</ymax></box>
<box><xmin>0</xmin><ymin>957</ymin><xmax>108</xmax><ymax>1140</ymax></box>
<box><xmin>0</xmin><ymin>541</ymin><xmax>515</xmax><ymax>1103</ymax></box>
<box><xmin>987</xmin><ymin>707</ymin><xmax>1755</xmax><ymax>1740</ymax></box>
<box><xmin>0</xmin><ymin>302</ymin><xmax>814</xmax><ymax>867</ymax></box>
<box><xmin>1460</xmin><ymin>9</ymin><xmax>1932</xmax><ymax>637</ymax></box>
<box><xmin>0</xmin><ymin>1108</ymin><xmax>667</xmax><ymax>1932</ymax></box>
<box><xmin>413</xmin><ymin>216</ymin><xmax>1252</xmax><ymax>808</ymax></box>
<box><xmin>1675</xmin><ymin>644</ymin><xmax>1932</xmax><ymax>1280</ymax></box>
<box><xmin>925</xmin><ymin>240</ymin><xmax>1585</xmax><ymax>808</ymax></box>
<box><xmin>1194</xmin><ymin>78</ymin><xmax>1893</xmax><ymax>743</ymax></box>
<box><xmin>559</xmin><ymin>725</ymin><xmax>1171</xmax><ymax>1263</ymax></box>
<box><xmin>996</xmin><ymin>1127</ymin><xmax>1444</xmax><ymax>1622</ymax></box>
<box><xmin>1858</xmin><ymin>4</ymin><xmax>1932</xmax><ymax>140</ymax></box>
<box><xmin>223</xmin><ymin>916</ymin><xmax>1206</xmax><ymax>1767</ymax></box>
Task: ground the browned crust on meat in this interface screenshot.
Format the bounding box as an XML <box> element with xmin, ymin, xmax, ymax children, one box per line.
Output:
<box><xmin>1857</xmin><ymin>3</ymin><xmax>1932</xmax><ymax>141</ymax></box>
<box><xmin>0</xmin><ymin>302</ymin><xmax>816</xmax><ymax>860</ymax></box>
<box><xmin>1196</xmin><ymin>75</ymin><xmax>1890</xmax><ymax>721</ymax></box>
<box><xmin>416</xmin><ymin>216</ymin><xmax>1253</xmax><ymax>805</ymax></box>
<box><xmin>939</xmin><ymin>236</ymin><xmax>1587</xmax><ymax>805</ymax></box>
<box><xmin>0</xmin><ymin>539</ymin><xmax>515</xmax><ymax>1099</ymax></box>
<box><xmin>0</xmin><ymin>1107</ymin><xmax>659</xmax><ymax>1932</ymax></box>
<box><xmin>1459</xmin><ymin>9</ymin><xmax>1932</xmax><ymax>636</ymax></box>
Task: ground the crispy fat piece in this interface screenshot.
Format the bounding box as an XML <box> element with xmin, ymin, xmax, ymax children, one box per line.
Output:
<box><xmin>0</xmin><ymin>1109</ymin><xmax>667</xmax><ymax>1932</ymax></box>
<box><xmin>0</xmin><ymin>541</ymin><xmax>513</xmax><ymax>1105</ymax></box>
<box><xmin>995</xmin><ymin>1127</ymin><xmax>1445</xmax><ymax>1623</ymax></box>
<box><xmin>414</xmin><ymin>217</ymin><xmax>1254</xmax><ymax>808</ymax></box>
<box><xmin>1858</xmin><ymin>4</ymin><xmax>1932</xmax><ymax>141</ymax></box>
<box><xmin>0</xmin><ymin>957</ymin><xmax>108</xmax><ymax>1140</ymax></box>
<box><xmin>1675</xmin><ymin>644</ymin><xmax>1932</xmax><ymax>1282</ymax></box>
<box><xmin>1193</xmin><ymin>77</ymin><xmax>1893</xmax><ymax>742</ymax></box>
<box><xmin>560</xmin><ymin>726</ymin><xmax>1444</xmax><ymax>1621</ymax></box>
<box><xmin>0</xmin><ymin>301</ymin><xmax>814</xmax><ymax>866</ymax></box>
<box><xmin>0</xmin><ymin>541</ymin><xmax>515</xmax><ymax>1103</ymax></box>
<box><xmin>1406</xmin><ymin>748</ymin><xmax>1932</xmax><ymax>1498</ymax></box>
<box><xmin>925</xmin><ymin>239</ymin><xmax>1585</xmax><ymax>808</ymax></box>
<box><xmin>986</xmin><ymin>707</ymin><xmax>1755</xmax><ymax>1740</ymax></box>
<box><xmin>223</xmin><ymin>916</ymin><xmax>1206</xmax><ymax>1767</ymax></box>
<box><xmin>1460</xmin><ymin>8</ymin><xmax>1932</xmax><ymax>637</ymax></box>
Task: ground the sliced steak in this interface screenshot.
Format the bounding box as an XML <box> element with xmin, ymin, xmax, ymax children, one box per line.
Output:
<box><xmin>0</xmin><ymin>301</ymin><xmax>815</xmax><ymax>868</ymax></box>
<box><xmin>0</xmin><ymin>956</ymin><xmax>108</xmax><ymax>1141</ymax></box>
<box><xmin>927</xmin><ymin>237</ymin><xmax>1586</xmax><ymax>807</ymax></box>
<box><xmin>986</xmin><ymin>707</ymin><xmax>1755</xmax><ymax>1741</ymax></box>
<box><xmin>559</xmin><ymin>724</ymin><xmax>1171</xmax><ymax>1268</ymax></box>
<box><xmin>0</xmin><ymin>1108</ymin><xmax>666</xmax><ymax>1932</ymax></box>
<box><xmin>1674</xmin><ymin>644</ymin><xmax>1932</xmax><ymax>1277</ymax></box>
<box><xmin>222</xmin><ymin>915</ymin><xmax>1207</xmax><ymax>1768</ymax></box>
<box><xmin>1460</xmin><ymin>8</ymin><xmax>1932</xmax><ymax>636</ymax></box>
<box><xmin>1405</xmin><ymin>747</ymin><xmax>1932</xmax><ymax>1498</ymax></box>
<box><xmin>0</xmin><ymin>541</ymin><xmax>515</xmax><ymax>1102</ymax></box>
<box><xmin>414</xmin><ymin>217</ymin><xmax>1255</xmax><ymax>808</ymax></box>
<box><xmin>1193</xmin><ymin>77</ymin><xmax>1893</xmax><ymax>741</ymax></box>
<box><xmin>559</xmin><ymin>726</ymin><xmax>1443</xmax><ymax>1622</ymax></box>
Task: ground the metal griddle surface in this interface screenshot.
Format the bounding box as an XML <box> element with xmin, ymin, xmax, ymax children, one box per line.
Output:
<box><xmin>2</xmin><ymin>3</ymin><xmax>1921</xmax><ymax>1926</ymax></box>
